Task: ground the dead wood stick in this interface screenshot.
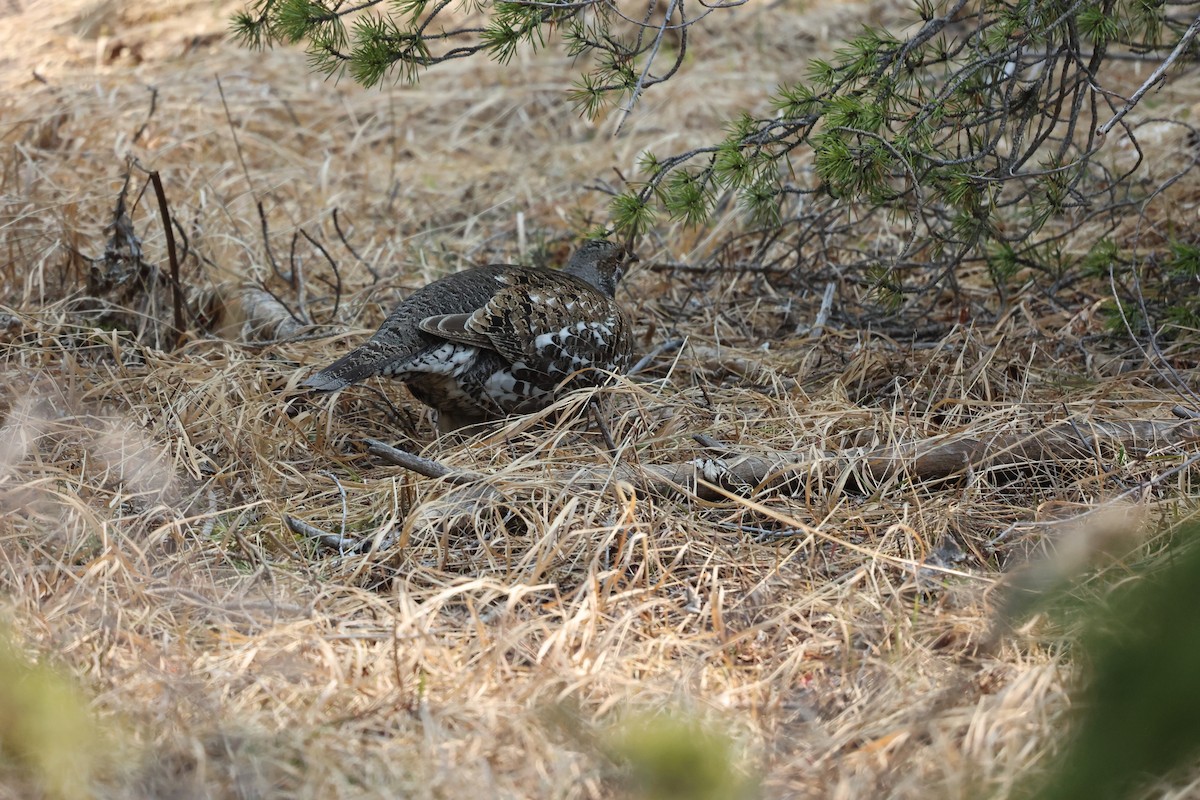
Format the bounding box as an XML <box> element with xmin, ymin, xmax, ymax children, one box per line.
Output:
<box><xmin>857</xmin><ymin>418</ymin><xmax>1200</xmax><ymax>481</ymax></box>
<box><xmin>146</xmin><ymin>170</ymin><xmax>186</xmax><ymax>341</ymax></box>
<box><xmin>617</xmin><ymin>418</ymin><xmax>1200</xmax><ymax>500</ymax></box>
<box><xmin>284</xmin><ymin>513</ymin><xmax>399</xmax><ymax>554</ymax></box>
<box><xmin>1173</xmin><ymin>405</ymin><xmax>1200</xmax><ymax>420</ymax></box>
<box><xmin>364</xmin><ymin>439</ymin><xmax>482</xmax><ymax>485</ymax></box>
<box><xmin>628</xmin><ymin>337</ymin><xmax>685</xmax><ymax>376</ymax></box>
<box><xmin>359</xmin><ymin>419</ymin><xmax>1200</xmax><ymax>504</ymax></box>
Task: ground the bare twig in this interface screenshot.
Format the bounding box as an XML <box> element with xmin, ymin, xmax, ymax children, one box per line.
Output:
<box><xmin>216</xmin><ymin>74</ymin><xmax>255</xmax><ymax>193</ymax></box>
<box><xmin>628</xmin><ymin>337</ymin><xmax>685</xmax><ymax>376</ymax></box>
<box><xmin>1098</xmin><ymin>13</ymin><xmax>1200</xmax><ymax>136</ymax></box>
<box><xmin>139</xmin><ymin>166</ymin><xmax>187</xmax><ymax>342</ymax></box>
<box><xmin>613</xmin><ymin>0</ymin><xmax>683</xmax><ymax>135</ymax></box>
<box><xmin>803</xmin><ymin>281</ymin><xmax>837</xmax><ymax>338</ymax></box>
<box><xmin>300</xmin><ymin>228</ymin><xmax>344</xmax><ymax>321</ymax></box>
<box><xmin>332</xmin><ymin>208</ymin><xmax>379</xmax><ymax>283</ymax></box>
<box><xmin>692</xmin><ymin>433</ymin><xmax>738</xmax><ymax>455</ymax></box>
<box><xmin>132</xmin><ymin>85</ymin><xmax>158</xmax><ymax>145</ymax></box>
<box><xmin>588</xmin><ymin>398</ymin><xmax>620</xmax><ymax>456</ymax></box>
<box><xmin>284</xmin><ymin>514</ymin><xmax>399</xmax><ymax>554</ymax></box>
<box><xmin>319</xmin><ymin>469</ymin><xmax>349</xmax><ymax>539</ymax></box>
<box><xmin>364</xmin><ymin>439</ymin><xmax>481</xmax><ymax>485</ymax></box>
<box><xmin>289</xmin><ymin>231</ymin><xmax>308</xmax><ymax>323</ymax></box>
<box><xmin>1173</xmin><ymin>405</ymin><xmax>1200</xmax><ymax>420</ymax></box>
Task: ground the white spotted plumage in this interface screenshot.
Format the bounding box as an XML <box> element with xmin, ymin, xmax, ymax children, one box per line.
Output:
<box><xmin>304</xmin><ymin>239</ymin><xmax>637</xmax><ymax>432</ymax></box>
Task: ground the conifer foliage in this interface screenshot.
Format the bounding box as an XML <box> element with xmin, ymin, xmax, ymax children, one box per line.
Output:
<box><xmin>234</xmin><ymin>0</ymin><xmax>1200</xmax><ymax>318</ymax></box>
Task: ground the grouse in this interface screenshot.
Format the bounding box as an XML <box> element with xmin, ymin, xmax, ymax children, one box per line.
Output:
<box><xmin>304</xmin><ymin>239</ymin><xmax>637</xmax><ymax>432</ymax></box>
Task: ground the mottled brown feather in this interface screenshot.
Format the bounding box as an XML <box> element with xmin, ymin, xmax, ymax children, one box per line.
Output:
<box><xmin>304</xmin><ymin>240</ymin><xmax>636</xmax><ymax>430</ymax></box>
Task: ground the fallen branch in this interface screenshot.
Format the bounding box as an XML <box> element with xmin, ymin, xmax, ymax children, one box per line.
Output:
<box><xmin>627</xmin><ymin>417</ymin><xmax>1200</xmax><ymax>500</ymax></box>
<box><xmin>364</xmin><ymin>439</ymin><xmax>481</xmax><ymax>484</ymax></box>
<box><xmin>284</xmin><ymin>513</ymin><xmax>399</xmax><ymax>554</ymax></box>
<box><xmin>357</xmin><ymin>416</ymin><xmax>1200</xmax><ymax>506</ymax></box>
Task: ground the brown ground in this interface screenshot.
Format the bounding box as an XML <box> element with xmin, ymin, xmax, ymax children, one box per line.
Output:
<box><xmin>2</xmin><ymin>0</ymin><xmax>1199</xmax><ymax>797</ymax></box>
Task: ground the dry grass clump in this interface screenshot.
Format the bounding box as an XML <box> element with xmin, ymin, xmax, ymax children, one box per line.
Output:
<box><xmin>3</xmin><ymin>0</ymin><xmax>1200</xmax><ymax>797</ymax></box>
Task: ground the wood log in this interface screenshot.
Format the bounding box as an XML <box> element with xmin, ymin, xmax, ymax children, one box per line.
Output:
<box><xmin>364</xmin><ymin>418</ymin><xmax>1200</xmax><ymax>501</ymax></box>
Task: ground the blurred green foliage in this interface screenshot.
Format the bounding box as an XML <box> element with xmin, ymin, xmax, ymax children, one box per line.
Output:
<box><xmin>1021</xmin><ymin>526</ymin><xmax>1200</xmax><ymax>799</ymax></box>
<box><xmin>0</xmin><ymin>629</ymin><xmax>99</xmax><ymax>799</ymax></box>
<box><xmin>606</xmin><ymin>712</ymin><xmax>756</xmax><ymax>800</ymax></box>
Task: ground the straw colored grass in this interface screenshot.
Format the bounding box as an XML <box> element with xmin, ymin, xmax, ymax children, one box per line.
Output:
<box><xmin>3</xmin><ymin>0</ymin><xmax>1200</xmax><ymax>797</ymax></box>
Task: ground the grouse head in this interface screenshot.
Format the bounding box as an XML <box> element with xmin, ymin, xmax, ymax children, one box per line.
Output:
<box><xmin>562</xmin><ymin>239</ymin><xmax>637</xmax><ymax>298</ymax></box>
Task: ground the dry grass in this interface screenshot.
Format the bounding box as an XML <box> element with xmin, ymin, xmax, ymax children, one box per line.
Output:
<box><xmin>3</xmin><ymin>0</ymin><xmax>1200</xmax><ymax>797</ymax></box>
